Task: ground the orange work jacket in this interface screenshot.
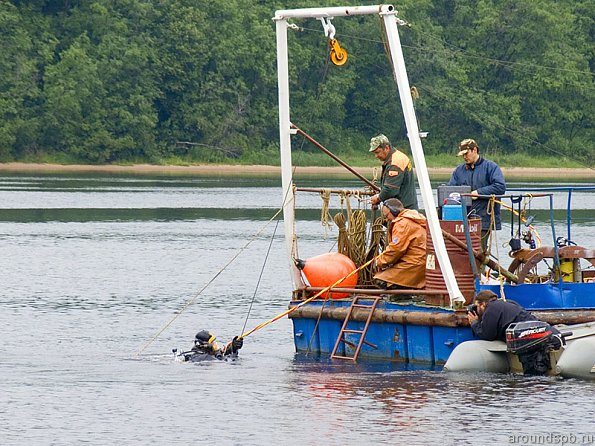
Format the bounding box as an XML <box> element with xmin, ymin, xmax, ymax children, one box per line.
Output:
<box><xmin>374</xmin><ymin>209</ymin><xmax>427</xmax><ymax>289</ymax></box>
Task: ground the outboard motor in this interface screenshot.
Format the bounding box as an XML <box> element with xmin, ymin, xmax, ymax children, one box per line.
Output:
<box><xmin>506</xmin><ymin>321</ymin><xmax>558</xmax><ymax>375</ymax></box>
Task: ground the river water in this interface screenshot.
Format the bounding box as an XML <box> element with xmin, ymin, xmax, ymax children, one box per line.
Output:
<box><xmin>1</xmin><ymin>173</ymin><xmax>594</xmax><ymax>446</ymax></box>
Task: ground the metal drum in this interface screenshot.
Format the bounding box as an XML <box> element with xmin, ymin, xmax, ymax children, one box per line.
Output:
<box><xmin>425</xmin><ymin>218</ymin><xmax>481</xmax><ymax>305</ymax></box>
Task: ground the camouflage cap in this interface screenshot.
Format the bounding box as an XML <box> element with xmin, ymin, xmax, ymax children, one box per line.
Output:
<box><xmin>369</xmin><ymin>134</ymin><xmax>390</xmax><ymax>152</ymax></box>
<box><xmin>457</xmin><ymin>138</ymin><xmax>478</xmax><ymax>156</ymax></box>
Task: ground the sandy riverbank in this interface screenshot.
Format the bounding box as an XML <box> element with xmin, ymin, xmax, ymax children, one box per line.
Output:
<box><xmin>0</xmin><ymin>162</ymin><xmax>594</xmax><ymax>180</ymax></box>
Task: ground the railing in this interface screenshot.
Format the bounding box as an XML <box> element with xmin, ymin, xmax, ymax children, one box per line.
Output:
<box><xmin>507</xmin><ymin>186</ymin><xmax>595</xmax><ymax>243</ymax></box>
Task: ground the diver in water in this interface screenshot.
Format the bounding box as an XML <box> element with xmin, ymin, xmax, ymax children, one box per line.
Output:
<box><xmin>177</xmin><ymin>330</ymin><xmax>243</xmax><ymax>362</ymax></box>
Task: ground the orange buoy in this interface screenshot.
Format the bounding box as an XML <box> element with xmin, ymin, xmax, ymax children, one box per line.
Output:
<box><xmin>300</xmin><ymin>252</ymin><xmax>358</xmax><ymax>299</ymax></box>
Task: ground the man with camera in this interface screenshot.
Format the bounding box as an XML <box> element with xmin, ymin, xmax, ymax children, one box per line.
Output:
<box><xmin>467</xmin><ymin>290</ymin><xmax>538</xmax><ymax>342</ymax></box>
<box><xmin>468</xmin><ymin>290</ymin><xmax>564</xmax><ymax>375</ymax></box>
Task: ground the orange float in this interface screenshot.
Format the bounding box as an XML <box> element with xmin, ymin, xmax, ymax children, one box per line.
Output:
<box><xmin>299</xmin><ymin>252</ymin><xmax>358</xmax><ymax>299</ymax></box>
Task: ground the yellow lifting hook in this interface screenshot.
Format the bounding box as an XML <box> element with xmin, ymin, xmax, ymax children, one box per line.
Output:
<box><xmin>329</xmin><ymin>38</ymin><xmax>348</xmax><ymax>66</ymax></box>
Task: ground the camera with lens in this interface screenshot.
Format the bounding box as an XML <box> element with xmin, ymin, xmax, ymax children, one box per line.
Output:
<box><xmin>467</xmin><ymin>304</ymin><xmax>478</xmax><ymax>316</ymax></box>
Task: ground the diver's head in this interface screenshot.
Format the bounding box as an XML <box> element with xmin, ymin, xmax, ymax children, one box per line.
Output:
<box><xmin>194</xmin><ymin>330</ymin><xmax>219</xmax><ymax>352</ymax></box>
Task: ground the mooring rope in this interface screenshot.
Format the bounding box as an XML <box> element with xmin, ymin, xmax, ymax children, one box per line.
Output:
<box><xmin>486</xmin><ymin>196</ymin><xmax>507</xmax><ymax>300</ymax></box>
<box><xmin>485</xmin><ymin>197</ymin><xmax>496</xmax><ymax>268</ymax></box>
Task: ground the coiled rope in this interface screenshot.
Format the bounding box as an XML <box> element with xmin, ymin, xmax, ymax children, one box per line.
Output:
<box><xmin>334</xmin><ymin>212</ymin><xmax>351</xmax><ymax>257</ymax></box>
<box><xmin>331</xmin><ymin>191</ymin><xmax>383</xmax><ymax>286</ymax></box>
<box><xmin>350</xmin><ymin>209</ymin><xmax>368</xmax><ymax>279</ymax></box>
<box><xmin>361</xmin><ymin>216</ymin><xmax>386</xmax><ymax>285</ymax></box>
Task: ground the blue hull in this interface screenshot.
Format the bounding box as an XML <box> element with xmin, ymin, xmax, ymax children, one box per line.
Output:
<box><xmin>290</xmin><ymin>299</ymin><xmax>475</xmax><ymax>364</ymax></box>
<box><xmin>478</xmin><ymin>282</ymin><xmax>595</xmax><ymax>310</ymax></box>
<box><xmin>290</xmin><ymin>280</ymin><xmax>595</xmax><ymax>364</ymax></box>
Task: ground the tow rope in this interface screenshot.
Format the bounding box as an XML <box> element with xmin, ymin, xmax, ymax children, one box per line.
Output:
<box><xmin>136</xmin><ymin>170</ymin><xmax>300</xmax><ymax>357</ymax></box>
<box><xmin>134</xmin><ymin>207</ymin><xmax>283</xmax><ymax>357</ymax></box>
<box><xmin>234</xmin><ymin>253</ymin><xmax>380</xmax><ymax>342</ymax></box>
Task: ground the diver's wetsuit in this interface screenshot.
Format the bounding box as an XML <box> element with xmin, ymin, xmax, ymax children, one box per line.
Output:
<box><xmin>180</xmin><ymin>334</ymin><xmax>243</xmax><ymax>362</ymax></box>
<box><xmin>183</xmin><ymin>345</ymin><xmax>239</xmax><ymax>362</ymax></box>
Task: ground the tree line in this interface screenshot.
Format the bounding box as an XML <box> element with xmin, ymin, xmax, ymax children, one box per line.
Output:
<box><xmin>1</xmin><ymin>0</ymin><xmax>593</xmax><ymax>166</ymax></box>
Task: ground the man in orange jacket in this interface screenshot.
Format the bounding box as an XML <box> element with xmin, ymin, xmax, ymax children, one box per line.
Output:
<box><xmin>374</xmin><ymin>198</ymin><xmax>427</xmax><ymax>289</ymax></box>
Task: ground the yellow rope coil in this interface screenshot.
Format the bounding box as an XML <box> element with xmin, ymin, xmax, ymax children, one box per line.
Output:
<box><xmin>336</xmin><ymin>192</ymin><xmax>371</xmax><ymax>284</ymax></box>
<box><xmin>329</xmin><ymin>192</ymin><xmax>386</xmax><ymax>286</ymax></box>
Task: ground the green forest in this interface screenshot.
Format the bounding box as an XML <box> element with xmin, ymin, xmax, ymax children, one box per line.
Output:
<box><xmin>1</xmin><ymin>0</ymin><xmax>593</xmax><ymax>167</ymax></box>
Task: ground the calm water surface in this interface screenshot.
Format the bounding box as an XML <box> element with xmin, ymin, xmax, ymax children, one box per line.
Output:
<box><xmin>1</xmin><ymin>173</ymin><xmax>594</xmax><ymax>445</ymax></box>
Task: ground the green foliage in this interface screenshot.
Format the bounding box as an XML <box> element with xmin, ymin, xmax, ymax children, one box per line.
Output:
<box><xmin>0</xmin><ymin>2</ymin><xmax>52</xmax><ymax>160</ymax></box>
<box><xmin>0</xmin><ymin>0</ymin><xmax>592</xmax><ymax>167</ymax></box>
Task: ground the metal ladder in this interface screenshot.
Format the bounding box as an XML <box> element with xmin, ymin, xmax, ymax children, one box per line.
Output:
<box><xmin>331</xmin><ymin>296</ymin><xmax>380</xmax><ymax>361</ymax></box>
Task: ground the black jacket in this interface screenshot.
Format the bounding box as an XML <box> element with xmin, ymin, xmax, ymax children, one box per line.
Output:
<box><xmin>471</xmin><ymin>299</ymin><xmax>536</xmax><ymax>342</ymax></box>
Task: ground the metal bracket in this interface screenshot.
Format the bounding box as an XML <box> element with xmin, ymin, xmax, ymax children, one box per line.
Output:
<box><xmin>318</xmin><ymin>17</ymin><xmax>336</xmax><ymax>39</ymax></box>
